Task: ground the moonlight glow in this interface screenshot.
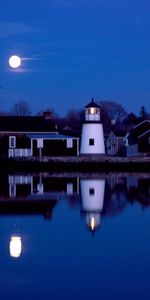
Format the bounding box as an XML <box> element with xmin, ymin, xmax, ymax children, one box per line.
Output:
<box><xmin>9</xmin><ymin>236</ymin><xmax>22</xmax><ymax>258</ymax></box>
<box><xmin>9</xmin><ymin>55</ymin><xmax>21</xmax><ymax>69</ymax></box>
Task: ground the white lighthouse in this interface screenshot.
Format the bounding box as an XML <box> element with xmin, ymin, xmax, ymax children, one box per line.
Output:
<box><xmin>80</xmin><ymin>98</ymin><xmax>105</xmax><ymax>154</ymax></box>
<box><xmin>80</xmin><ymin>178</ymin><xmax>105</xmax><ymax>232</ymax></box>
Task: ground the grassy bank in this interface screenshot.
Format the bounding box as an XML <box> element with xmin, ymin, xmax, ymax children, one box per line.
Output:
<box><xmin>0</xmin><ymin>156</ymin><xmax>150</xmax><ymax>172</ymax></box>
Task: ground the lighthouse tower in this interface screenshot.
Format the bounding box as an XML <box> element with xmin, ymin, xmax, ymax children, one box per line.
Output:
<box><xmin>80</xmin><ymin>178</ymin><xmax>105</xmax><ymax>232</ymax></box>
<box><xmin>80</xmin><ymin>98</ymin><xmax>105</xmax><ymax>154</ymax></box>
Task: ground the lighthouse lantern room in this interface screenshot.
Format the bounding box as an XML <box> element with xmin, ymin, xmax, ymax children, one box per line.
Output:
<box><xmin>80</xmin><ymin>98</ymin><xmax>105</xmax><ymax>154</ymax></box>
<box><xmin>85</xmin><ymin>98</ymin><xmax>100</xmax><ymax>121</ymax></box>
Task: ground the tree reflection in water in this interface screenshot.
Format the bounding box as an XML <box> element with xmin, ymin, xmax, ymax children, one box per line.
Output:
<box><xmin>0</xmin><ymin>173</ymin><xmax>149</xmax><ymax>236</ymax></box>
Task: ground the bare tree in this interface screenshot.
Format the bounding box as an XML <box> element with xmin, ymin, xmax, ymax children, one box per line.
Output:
<box><xmin>11</xmin><ymin>100</ymin><xmax>31</xmax><ymax>116</ymax></box>
<box><xmin>65</xmin><ymin>109</ymin><xmax>83</xmax><ymax>131</ymax></box>
<box><xmin>99</xmin><ymin>100</ymin><xmax>128</xmax><ymax>123</ymax></box>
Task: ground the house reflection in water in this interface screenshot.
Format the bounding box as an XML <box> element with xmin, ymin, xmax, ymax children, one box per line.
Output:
<box><xmin>0</xmin><ymin>173</ymin><xmax>80</xmax><ymax>219</ymax></box>
<box><xmin>0</xmin><ymin>174</ymin><xmax>59</xmax><ymax>220</ymax></box>
<box><xmin>3</xmin><ymin>174</ymin><xmax>80</xmax><ymax>258</ymax></box>
<box><xmin>8</xmin><ymin>174</ymin><xmax>79</xmax><ymax>199</ymax></box>
<box><xmin>0</xmin><ymin>174</ymin><xmax>149</xmax><ymax>218</ymax></box>
<box><xmin>80</xmin><ymin>178</ymin><xmax>105</xmax><ymax>232</ymax></box>
<box><xmin>0</xmin><ymin>172</ymin><xmax>149</xmax><ymax>253</ymax></box>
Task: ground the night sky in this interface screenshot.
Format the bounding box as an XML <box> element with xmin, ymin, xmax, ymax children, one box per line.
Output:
<box><xmin>0</xmin><ymin>0</ymin><xmax>150</xmax><ymax>116</ymax></box>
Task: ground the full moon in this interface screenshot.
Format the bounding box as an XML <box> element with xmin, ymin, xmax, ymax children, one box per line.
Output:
<box><xmin>9</xmin><ymin>55</ymin><xmax>21</xmax><ymax>69</ymax></box>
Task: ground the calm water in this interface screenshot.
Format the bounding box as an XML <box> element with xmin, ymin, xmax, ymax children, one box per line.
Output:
<box><xmin>0</xmin><ymin>172</ymin><xmax>150</xmax><ymax>300</ymax></box>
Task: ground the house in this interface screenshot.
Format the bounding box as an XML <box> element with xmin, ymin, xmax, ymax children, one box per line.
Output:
<box><xmin>124</xmin><ymin>119</ymin><xmax>150</xmax><ymax>156</ymax></box>
<box><xmin>0</xmin><ymin>114</ymin><xmax>80</xmax><ymax>158</ymax></box>
<box><xmin>106</xmin><ymin>129</ymin><xmax>127</xmax><ymax>156</ymax></box>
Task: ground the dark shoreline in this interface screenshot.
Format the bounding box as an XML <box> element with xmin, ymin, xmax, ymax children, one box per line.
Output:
<box><xmin>1</xmin><ymin>156</ymin><xmax>150</xmax><ymax>173</ymax></box>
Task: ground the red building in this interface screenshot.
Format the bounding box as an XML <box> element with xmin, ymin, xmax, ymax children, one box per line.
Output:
<box><xmin>0</xmin><ymin>114</ymin><xmax>79</xmax><ymax>158</ymax></box>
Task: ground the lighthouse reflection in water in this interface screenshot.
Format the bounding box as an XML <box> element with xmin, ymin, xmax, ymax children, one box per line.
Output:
<box><xmin>1</xmin><ymin>173</ymin><xmax>150</xmax><ymax>300</ymax></box>
<box><xmin>80</xmin><ymin>179</ymin><xmax>105</xmax><ymax>232</ymax></box>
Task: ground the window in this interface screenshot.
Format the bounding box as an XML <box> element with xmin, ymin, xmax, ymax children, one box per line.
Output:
<box><xmin>90</xmin><ymin>107</ymin><xmax>95</xmax><ymax>114</ymax></box>
<box><xmin>37</xmin><ymin>139</ymin><xmax>43</xmax><ymax>148</ymax></box>
<box><xmin>67</xmin><ymin>183</ymin><xmax>73</xmax><ymax>194</ymax></box>
<box><xmin>111</xmin><ymin>137</ymin><xmax>116</xmax><ymax>145</ymax></box>
<box><xmin>89</xmin><ymin>138</ymin><xmax>94</xmax><ymax>146</ymax></box>
<box><xmin>9</xmin><ymin>184</ymin><xmax>16</xmax><ymax>197</ymax></box>
<box><xmin>89</xmin><ymin>188</ymin><xmax>95</xmax><ymax>195</ymax></box>
<box><xmin>9</xmin><ymin>136</ymin><xmax>16</xmax><ymax>148</ymax></box>
<box><xmin>88</xmin><ymin>108</ymin><xmax>99</xmax><ymax>114</ymax></box>
<box><xmin>22</xmin><ymin>149</ymin><xmax>27</xmax><ymax>157</ymax></box>
<box><xmin>66</xmin><ymin>139</ymin><xmax>73</xmax><ymax>148</ymax></box>
<box><xmin>15</xmin><ymin>149</ymin><xmax>21</xmax><ymax>157</ymax></box>
<box><xmin>8</xmin><ymin>149</ymin><xmax>14</xmax><ymax>158</ymax></box>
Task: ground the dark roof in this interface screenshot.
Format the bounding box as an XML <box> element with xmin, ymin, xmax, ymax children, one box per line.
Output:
<box><xmin>134</xmin><ymin>119</ymin><xmax>150</xmax><ymax>129</ymax></box>
<box><xmin>0</xmin><ymin>116</ymin><xmax>57</xmax><ymax>133</ymax></box>
<box><xmin>61</xmin><ymin>127</ymin><xmax>80</xmax><ymax>137</ymax></box>
<box><xmin>138</xmin><ymin>129</ymin><xmax>150</xmax><ymax>140</ymax></box>
<box><xmin>113</xmin><ymin>129</ymin><xmax>127</xmax><ymax>137</ymax></box>
<box><xmin>130</xmin><ymin>119</ymin><xmax>150</xmax><ymax>139</ymax></box>
<box><xmin>28</xmin><ymin>133</ymin><xmax>79</xmax><ymax>139</ymax></box>
<box><xmin>85</xmin><ymin>98</ymin><xmax>100</xmax><ymax>108</ymax></box>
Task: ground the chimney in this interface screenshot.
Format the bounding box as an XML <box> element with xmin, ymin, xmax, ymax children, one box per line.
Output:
<box><xmin>43</xmin><ymin>111</ymin><xmax>52</xmax><ymax>119</ymax></box>
<box><xmin>111</xmin><ymin>119</ymin><xmax>116</xmax><ymax>125</ymax></box>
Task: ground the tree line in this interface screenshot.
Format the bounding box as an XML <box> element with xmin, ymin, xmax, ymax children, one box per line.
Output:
<box><xmin>0</xmin><ymin>99</ymin><xmax>149</xmax><ymax>133</ymax></box>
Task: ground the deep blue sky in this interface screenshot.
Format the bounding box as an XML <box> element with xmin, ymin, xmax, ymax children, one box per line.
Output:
<box><xmin>0</xmin><ymin>0</ymin><xmax>150</xmax><ymax>116</ymax></box>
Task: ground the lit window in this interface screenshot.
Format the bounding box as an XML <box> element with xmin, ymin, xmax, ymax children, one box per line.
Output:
<box><xmin>89</xmin><ymin>138</ymin><xmax>94</xmax><ymax>146</ymax></box>
<box><xmin>9</xmin><ymin>136</ymin><xmax>16</xmax><ymax>148</ymax></box>
<box><xmin>90</xmin><ymin>107</ymin><xmax>95</xmax><ymax>114</ymax></box>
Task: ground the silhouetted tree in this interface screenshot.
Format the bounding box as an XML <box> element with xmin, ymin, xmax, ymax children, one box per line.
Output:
<box><xmin>99</xmin><ymin>100</ymin><xmax>128</xmax><ymax>123</ymax></box>
<box><xmin>64</xmin><ymin>109</ymin><xmax>83</xmax><ymax>131</ymax></box>
<box><xmin>66</xmin><ymin>109</ymin><xmax>79</xmax><ymax>125</ymax></box>
<box><xmin>100</xmin><ymin>106</ymin><xmax>112</xmax><ymax>133</ymax></box>
<box><xmin>123</xmin><ymin>112</ymin><xmax>138</xmax><ymax>125</ymax></box>
<box><xmin>11</xmin><ymin>100</ymin><xmax>31</xmax><ymax>116</ymax></box>
<box><xmin>139</xmin><ymin>105</ymin><xmax>149</xmax><ymax>120</ymax></box>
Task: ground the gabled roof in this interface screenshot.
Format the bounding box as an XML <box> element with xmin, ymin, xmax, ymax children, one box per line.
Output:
<box><xmin>107</xmin><ymin>129</ymin><xmax>127</xmax><ymax>138</ymax></box>
<box><xmin>85</xmin><ymin>98</ymin><xmax>100</xmax><ymax>108</ymax></box>
<box><xmin>138</xmin><ymin>129</ymin><xmax>150</xmax><ymax>139</ymax></box>
<box><xmin>113</xmin><ymin>129</ymin><xmax>127</xmax><ymax>137</ymax></box>
<box><xmin>130</xmin><ymin>119</ymin><xmax>150</xmax><ymax>138</ymax></box>
<box><xmin>0</xmin><ymin>116</ymin><xmax>57</xmax><ymax>133</ymax></box>
<box><xmin>133</xmin><ymin>119</ymin><xmax>150</xmax><ymax>129</ymax></box>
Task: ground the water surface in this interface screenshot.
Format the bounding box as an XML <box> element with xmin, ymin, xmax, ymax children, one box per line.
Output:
<box><xmin>0</xmin><ymin>173</ymin><xmax>150</xmax><ymax>300</ymax></box>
